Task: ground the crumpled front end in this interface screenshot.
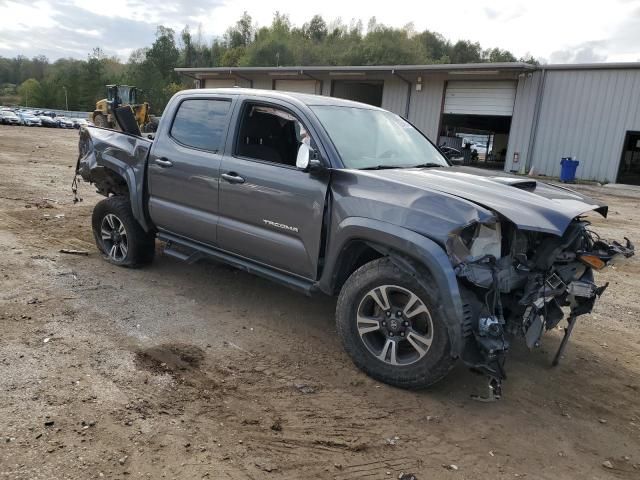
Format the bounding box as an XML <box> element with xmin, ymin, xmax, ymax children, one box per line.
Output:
<box><xmin>446</xmin><ymin>213</ymin><xmax>634</xmax><ymax>400</ymax></box>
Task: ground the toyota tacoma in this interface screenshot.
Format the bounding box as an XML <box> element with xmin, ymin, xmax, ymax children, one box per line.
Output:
<box><xmin>74</xmin><ymin>89</ymin><xmax>634</xmax><ymax>399</ymax></box>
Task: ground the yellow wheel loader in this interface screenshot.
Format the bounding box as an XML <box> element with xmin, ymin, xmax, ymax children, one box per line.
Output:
<box><xmin>92</xmin><ymin>85</ymin><xmax>155</xmax><ymax>132</ymax></box>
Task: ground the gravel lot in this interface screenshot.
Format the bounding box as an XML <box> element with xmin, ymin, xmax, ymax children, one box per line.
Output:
<box><xmin>1</xmin><ymin>124</ymin><xmax>639</xmax><ymax>479</ymax></box>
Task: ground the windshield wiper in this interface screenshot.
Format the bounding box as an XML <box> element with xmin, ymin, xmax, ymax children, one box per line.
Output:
<box><xmin>359</xmin><ymin>165</ymin><xmax>403</xmax><ymax>170</ymax></box>
<box><xmin>359</xmin><ymin>163</ymin><xmax>446</xmax><ymax>170</ymax></box>
<box><xmin>410</xmin><ymin>163</ymin><xmax>446</xmax><ymax>168</ymax></box>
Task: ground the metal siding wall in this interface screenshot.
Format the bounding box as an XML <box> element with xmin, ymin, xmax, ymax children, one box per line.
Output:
<box><xmin>381</xmin><ymin>77</ymin><xmax>408</xmax><ymax>116</ymax></box>
<box><xmin>530</xmin><ymin>69</ymin><xmax>640</xmax><ymax>182</ymax></box>
<box><xmin>252</xmin><ymin>78</ymin><xmax>272</xmax><ymax>90</ymax></box>
<box><xmin>203</xmin><ymin>79</ymin><xmax>237</xmax><ymax>88</ymax></box>
<box><xmin>274</xmin><ymin>79</ymin><xmax>318</xmax><ymax>94</ymax></box>
<box><xmin>408</xmin><ymin>77</ymin><xmax>445</xmax><ymax>140</ymax></box>
<box><xmin>505</xmin><ymin>72</ymin><xmax>542</xmax><ymax>172</ymax></box>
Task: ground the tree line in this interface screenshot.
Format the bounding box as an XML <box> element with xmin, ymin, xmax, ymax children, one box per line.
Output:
<box><xmin>0</xmin><ymin>12</ymin><xmax>535</xmax><ymax>114</ymax></box>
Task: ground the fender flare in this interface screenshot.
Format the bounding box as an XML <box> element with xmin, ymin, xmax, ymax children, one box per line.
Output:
<box><xmin>319</xmin><ymin>217</ymin><xmax>464</xmax><ymax>357</ymax></box>
<box><xmin>96</xmin><ymin>153</ymin><xmax>150</xmax><ymax>232</ymax></box>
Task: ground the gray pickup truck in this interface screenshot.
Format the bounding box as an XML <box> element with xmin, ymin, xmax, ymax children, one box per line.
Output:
<box><xmin>76</xmin><ymin>88</ymin><xmax>633</xmax><ymax>399</ymax></box>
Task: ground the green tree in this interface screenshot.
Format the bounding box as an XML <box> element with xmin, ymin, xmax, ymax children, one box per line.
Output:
<box><xmin>147</xmin><ymin>26</ymin><xmax>180</xmax><ymax>83</ymax></box>
<box><xmin>450</xmin><ymin>40</ymin><xmax>483</xmax><ymax>63</ymax></box>
<box><xmin>225</xmin><ymin>12</ymin><xmax>254</xmax><ymax>49</ymax></box>
<box><xmin>485</xmin><ymin>47</ymin><xmax>517</xmax><ymax>63</ymax></box>
<box><xmin>17</xmin><ymin>78</ymin><xmax>41</xmax><ymax>106</ymax></box>
<box><xmin>304</xmin><ymin>15</ymin><xmax>327</xmax><ymax>42</ymax></box>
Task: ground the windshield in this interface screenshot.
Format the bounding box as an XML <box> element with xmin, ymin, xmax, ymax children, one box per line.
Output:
<box><xmin>311</xmin><ymin>106</ymin><xmax>449</xmax><ymax>169</ymax></box>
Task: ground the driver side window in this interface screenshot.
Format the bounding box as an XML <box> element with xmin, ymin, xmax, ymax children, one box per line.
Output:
<box><xmin>235</xmin><ymin>103</ymin><xmax>312</xmax><ymax>167</ymax></box>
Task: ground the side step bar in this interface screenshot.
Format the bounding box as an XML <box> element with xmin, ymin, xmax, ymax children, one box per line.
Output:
<box><xmin>158</xmin><ymin>233</ymin><xmax>316</xmax><ymax>296</ymax></box>
<box><xmin>163</xmin><ymin>241</ymin><xmax>204</xmax><ymax>264</ymax></box>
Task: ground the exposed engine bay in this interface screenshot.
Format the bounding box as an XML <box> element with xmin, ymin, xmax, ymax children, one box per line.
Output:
<box><xmin>446</xmin><ymin>215</ymin><xmax>635</xmax><ymax>401</ymax></box>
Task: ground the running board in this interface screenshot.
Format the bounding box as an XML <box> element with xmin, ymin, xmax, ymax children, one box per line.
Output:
<box><xmin>158</xmin><ymin>233</ymin><xmax>316</xmax><ymax>296</ymax></box>
<box><xmin>163</xmin><ymin>241</ymin><xmax>203</xmax><ymax>264</ymax></box>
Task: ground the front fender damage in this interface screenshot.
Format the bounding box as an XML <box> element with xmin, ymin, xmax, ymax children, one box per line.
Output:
<box><xmin>446</xmin><ymin>214</ymin><xmax>634</xmax><ymax>401</ymax></box>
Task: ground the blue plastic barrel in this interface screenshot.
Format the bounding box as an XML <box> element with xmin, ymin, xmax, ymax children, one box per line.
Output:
<box><xmin>560</xmin><ymin>157</ymin><xmax>579</xmax><ymax>182</ymax></box>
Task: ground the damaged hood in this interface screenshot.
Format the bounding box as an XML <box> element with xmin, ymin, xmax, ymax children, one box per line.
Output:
<box><xmin>354</xmin><ymin>168</ymin><xmax>607</xmax><ymax>236</ymax></box>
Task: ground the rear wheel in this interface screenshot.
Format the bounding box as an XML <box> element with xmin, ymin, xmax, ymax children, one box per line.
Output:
<box><xmin>336</xmin><ymin>258</ymin><xmax>456</xmax><ymax>389</ymax></box>
<box><xmin>92</xmin><ymin>196</ymin><xmax>155</xmax><ymax>267</ymax></box>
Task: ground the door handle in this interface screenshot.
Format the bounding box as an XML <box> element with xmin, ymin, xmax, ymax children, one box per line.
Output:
<box><xmin>154</xmin><ymin>157</ymin><xmax>173</xmax><ymax>168</ymax></box>
<box><xmin>221</xmin><ymin>172</ymin><xmax>245</xmax><ymax>184</ymax></box>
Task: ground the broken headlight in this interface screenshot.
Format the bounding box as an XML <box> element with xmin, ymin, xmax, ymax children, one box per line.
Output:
<box><xmin>446</xmin><ymin>221</ymin><xmax>502</xmax><ymax>266</ymax></box>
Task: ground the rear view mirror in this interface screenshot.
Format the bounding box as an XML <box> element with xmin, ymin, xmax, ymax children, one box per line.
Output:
<box><xmin>296</xmin><ymin>143</ymin><xmax>311</xmax><ymax>169</ymax></box>
<box><xmin>296</xmin><ymin>143</ymin><xmax>323</xmax><ymax>171</ymax></box>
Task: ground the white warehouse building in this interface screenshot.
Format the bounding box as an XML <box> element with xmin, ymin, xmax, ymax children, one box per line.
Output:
<box><xmin>176</xmin><ymin>62</ymin><xmax>640</xmax><ymax>185</ymax></box>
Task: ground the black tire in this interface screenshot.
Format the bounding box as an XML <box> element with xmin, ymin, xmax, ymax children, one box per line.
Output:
<box><xmin>93</xmin><ymin>113</ymin><xmax>109</xmax><ymax>128</ymax></box>
<box><xmin>91</xmin><ymin>196</ymin><xmax>155</xmax><ymax>267</ymax></box>
<box><xmin>336</xmin><ymin>257</ymin><xmax>456</xmax><ymax>389</ymax></box>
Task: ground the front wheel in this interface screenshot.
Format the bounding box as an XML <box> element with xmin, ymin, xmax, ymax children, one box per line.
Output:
<box><xmin>336</xmin><ymin>258</ymin><xmax>456</xmax><ymax>389</ymax></box>
<box><xmin>92</xmin><ymin>196</ymin><xmax>155</xmax><ymax>267</ymax></box>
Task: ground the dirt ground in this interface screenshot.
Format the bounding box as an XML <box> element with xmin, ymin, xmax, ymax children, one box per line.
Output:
<box><xmin>0</xmin><ymin>124</ymin><xmax>639</xmax><ymax>480</ymax></box>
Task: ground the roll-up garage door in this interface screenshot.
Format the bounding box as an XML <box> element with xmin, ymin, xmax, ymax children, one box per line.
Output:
<box><xmin>444</xmin><ymin>81</ymin><xmax>516</xmax><ymax>116</ymax></box>
<box><xmin>204</xmin><ymin>79</ymin><xmax>236</xmax><ymax>88</ymax></box>
<box><xmin>274</xmin><ymin>79</ymin><xmax>318</xmax><ymax>94</ymax></box>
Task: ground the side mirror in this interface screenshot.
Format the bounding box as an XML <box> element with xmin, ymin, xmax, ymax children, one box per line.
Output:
<box><xmin>296</xmin><ymin>143</ymin><xmax>323</xmax><ymax>171</ymax></box>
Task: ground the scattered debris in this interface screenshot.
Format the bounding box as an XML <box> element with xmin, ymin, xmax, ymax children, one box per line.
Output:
<box><xmin>398</xmin><ymin>474</ymin><xmax>418</xmax><ymax>480</ymax></box>
<box><xmin>255</xmin><ymin>461</ymin><xmax>277</xmax><ymax>473</ymax></box>
<box><xmin>54</xmin><ymin>214</ymin><xmax>65</xmax><ymax>219</ymax></box>
<box><xmin>293</xmin><ymin>383</ymin><xmax>316</xmax><ymax>394</ymax></box>
<box><xmin>59</xmin><ymin>249</ymin><xmax>89</xmax><ymax>256</ymax></box>
<box><xmin>222</xmin><ymin>340</ymin><xmax>253</xmax><ymax>356</ymax></box>
<box><xmin>385</xmin><ymin>435</ymin><xmax>400</xmax><ymax>446</ymax></box>
<box><xmin>270</xmin><ymin>420</ymin><xmax>282</xmax><ymax>432</ymax></box>
<box><xmin>34</xmin><ymin>199</ymin><xmax>54</xmax><ymax>209</ymax></box>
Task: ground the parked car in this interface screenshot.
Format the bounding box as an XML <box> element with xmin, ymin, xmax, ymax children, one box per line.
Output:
<box><xmin>0</xmin><ymin>110</ymin><xmax>21</xmax><ymax>125</ymax></box>
<box><xmin>57</xmin><ymin>117</ymin><xmax>74</xmax><ymax>129</ymax></box>
<box><xmin>472</xmin><ymin>143</ymin><xmax>488</xmax><ymax>155</ymax></box>
<box><xmin>72</xmin><ymin>118</ymin><xmax>91</xmax><ymax>129</ymax></box>
<box><xmin>76</xmin><ymin>89</ymin><xmax>634</xmax><ymax>398</ymax></box>
<box><xmin>38</xmin><ymin>115</ymin><xmax>59</xmax><ymax>128</ymax></box>
<box><xmin>439</xmin><ymin>145</ymin><xmax>464</xmax><ymax>164</ymax></box>
<box><xmin>17</xmin><ymin>111</ymin><xmax>42</xmax><ymax>126</ymax></box>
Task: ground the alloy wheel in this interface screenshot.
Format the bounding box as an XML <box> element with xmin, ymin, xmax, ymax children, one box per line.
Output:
<box><xmin>356</xmin><ymin>284</ymin><xmax>434</xmax><ymax>366</ymax></box>
<box><xmin>100</xmin><ymin>213</ymin><xmax>128</xmax><ymax>262</ymax></box>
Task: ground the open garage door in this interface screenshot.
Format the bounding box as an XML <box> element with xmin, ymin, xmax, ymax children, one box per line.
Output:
<box><xmin>274</xmin><ymin>79</ymin><xmax>318</xmax><ymax>94</ymax></box>
<box><xmin>444</xmin><ymin>81</ymin><xmax>516</xmax><ymax>116</ymax></box>
<box><xmin>204</xmin><ymin>79</ymin><xmax>236</xmax><ymax>88</ymax></box>
<box><xmin>440</xmin><ymin>81</ymin><xmax>517</xmax><ymax>170</ymax></box>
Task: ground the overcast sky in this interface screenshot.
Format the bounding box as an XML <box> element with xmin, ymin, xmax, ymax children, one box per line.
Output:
<box><xmin>1</xmin><ymin>0</ymin><xmax>639</xmax><ymax>63</ymax></box>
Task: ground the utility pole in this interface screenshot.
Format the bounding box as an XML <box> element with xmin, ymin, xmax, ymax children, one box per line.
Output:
<box><xmin>62</xmin><ymin>86</ymin><xmax>68</xmax><ymax>112</ymax></box>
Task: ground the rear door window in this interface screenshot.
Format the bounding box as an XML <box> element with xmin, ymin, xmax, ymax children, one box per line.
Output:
<box><xmin>170</xmin><ymin>99</ymin><xmax>231</xmax><ymax>152</ymax></box>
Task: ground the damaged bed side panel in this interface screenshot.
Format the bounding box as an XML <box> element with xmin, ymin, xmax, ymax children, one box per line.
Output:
<box><xmin>77</xmin><ymin>126</ymin><xmax>153</xmax><ymax>231</ymax></box>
